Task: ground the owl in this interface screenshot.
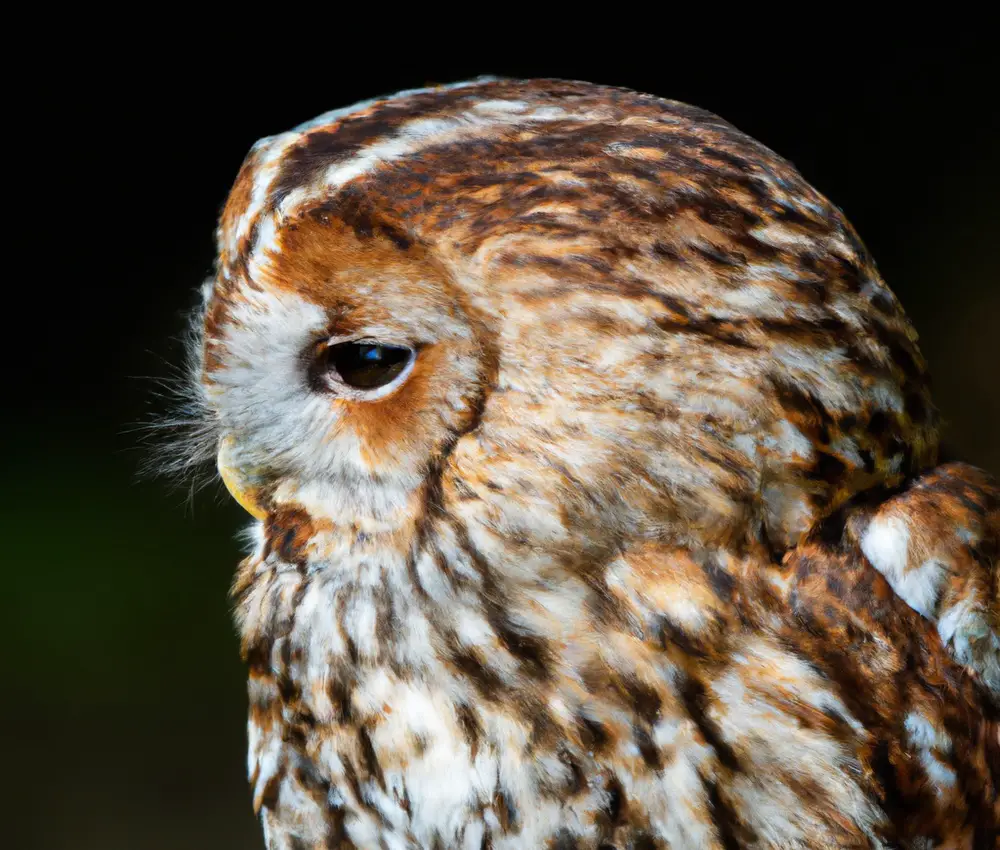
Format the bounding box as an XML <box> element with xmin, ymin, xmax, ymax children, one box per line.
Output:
<box><xmin>185</xmin><ymin>78</ymin><xmax>999</xmax><ymax>848</ymax></box>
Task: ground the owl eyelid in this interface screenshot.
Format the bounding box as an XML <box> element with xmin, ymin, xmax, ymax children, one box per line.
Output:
<box><xmin>322</xmin><ymin>333</ymin><xmax>411</xmax><ymax>349</ymax></box>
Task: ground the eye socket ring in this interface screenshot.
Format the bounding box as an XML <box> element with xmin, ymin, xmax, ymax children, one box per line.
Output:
<box><xmin>312</xmin><ymin>337</ymin><xmax>416</xmax><ymax>398</ymax></box>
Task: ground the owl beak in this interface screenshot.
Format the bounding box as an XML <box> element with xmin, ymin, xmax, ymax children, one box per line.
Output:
<box><xmin>217</xmin><ymin>436</ymin><xmax>268</xmax><ymax>520</ymax></box>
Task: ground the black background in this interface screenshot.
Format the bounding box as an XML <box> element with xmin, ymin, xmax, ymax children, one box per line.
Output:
<box><xmin>9</xmin><ymin>34</ymin><xmax>997</xmax><ymax>850</ymax></box>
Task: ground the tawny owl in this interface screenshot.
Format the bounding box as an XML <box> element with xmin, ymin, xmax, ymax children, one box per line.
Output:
<box><xmin>183</xmin><ymin>78</ymin><xmax>1000</xmax><ymax>848</ymax></box>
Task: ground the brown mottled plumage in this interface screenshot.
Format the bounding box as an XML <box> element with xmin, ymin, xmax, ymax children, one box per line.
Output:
<box><xmin>184</xmin><ymin>78</ymin><xmax>999</xmax><ymax>848</ymax></box>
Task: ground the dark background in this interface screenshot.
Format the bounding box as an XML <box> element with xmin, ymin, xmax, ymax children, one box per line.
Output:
<box><xmin>9</xmin><ymin>36</ymin><xmax>997</xmax><ymax>850</ymax></box>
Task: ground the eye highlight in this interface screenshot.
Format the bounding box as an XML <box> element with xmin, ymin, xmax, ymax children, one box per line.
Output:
<box><xmin>322</xmin><ymin>340</ymin><xmax>414</xmax><ymax>391</ymax></box>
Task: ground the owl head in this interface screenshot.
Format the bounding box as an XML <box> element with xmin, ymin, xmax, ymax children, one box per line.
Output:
<box><xmin>194</xmin><ymin>78</ymin><xmax>937</xmax><ymax>569</ymax></box>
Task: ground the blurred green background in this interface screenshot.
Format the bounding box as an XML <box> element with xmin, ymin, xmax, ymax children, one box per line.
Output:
<box><xmin>9</xmin><ymin>34</ymin><xmax>997</xmax><ymax>850</ymax></box>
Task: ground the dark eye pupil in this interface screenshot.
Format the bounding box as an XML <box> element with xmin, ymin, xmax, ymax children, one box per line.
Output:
<box><xmin>326</xmin><ymin>341</ymin><xmax>412</xmax><ymax>390</ymax></box>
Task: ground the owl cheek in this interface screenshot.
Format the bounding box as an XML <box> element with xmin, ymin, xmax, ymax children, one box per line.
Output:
<box><xmin>344</xmin><ymin>344</ymin><xmax>450</xmax><ymax>469</ymax></box>
<box><xmin>217</xmin><ymin>436</ymin><xmax>269</xmax><ymax>520</ymax></box>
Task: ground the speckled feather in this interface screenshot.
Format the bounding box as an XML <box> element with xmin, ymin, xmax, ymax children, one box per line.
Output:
<box><xmin>189</xmin><ymin>79</ymin><xmax>999</xmax><ymax>848</ymax></box>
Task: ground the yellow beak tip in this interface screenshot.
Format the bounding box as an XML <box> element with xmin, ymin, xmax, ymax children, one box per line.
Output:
<box><xmin>217</xmin><ymin>440</ymin><xmax>268</xmax><ymax>520</ymax></box>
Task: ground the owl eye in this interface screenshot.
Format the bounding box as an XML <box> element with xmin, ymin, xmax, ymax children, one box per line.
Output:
<box><xmin>323</xmin><ymin>340</ymin><xmax>414</xmax><ymax>391</ymax></box>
